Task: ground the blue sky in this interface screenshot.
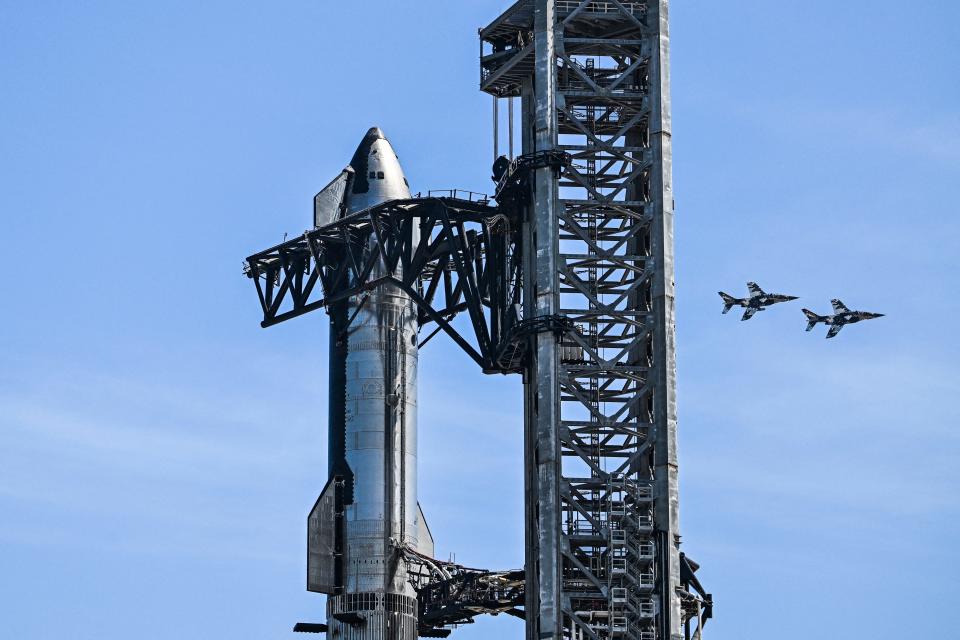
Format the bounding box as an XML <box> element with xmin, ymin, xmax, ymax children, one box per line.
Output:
<box><xmin>1</xmin><ymin>1</ymin><xmax>958</xmax><ymax>638</ymax></box>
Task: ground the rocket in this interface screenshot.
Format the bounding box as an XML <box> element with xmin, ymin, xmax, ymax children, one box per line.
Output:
<box><xmin>307</xmin><ymin>128</ymin><xmax>433</xmax><ymax>639</ymax></box>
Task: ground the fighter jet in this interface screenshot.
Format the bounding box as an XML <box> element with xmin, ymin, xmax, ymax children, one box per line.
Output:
<box><xmin>718</xmin><ymin>282</ymin><xmax>799</xmax><ymax>321</ymax></box>
<box><xmin>802</xmin><ymin>299</ymin><xmax>885</xmax><ymax>338</ymax></box>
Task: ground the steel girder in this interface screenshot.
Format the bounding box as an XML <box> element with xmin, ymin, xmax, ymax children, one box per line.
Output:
<box><xmin>244</xmin><ymin>196</ymin><xmax>525</xmax><ymax>374</ymax></box>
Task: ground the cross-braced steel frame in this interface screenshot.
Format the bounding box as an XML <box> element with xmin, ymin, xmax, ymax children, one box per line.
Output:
<box><xmin>244</xmin><ymin>195</ymin><xmax>525</xmax><ymax>376</ymax></box>
<box><xmin>482</xmin><ymin>2</ymin><xmax>709</xmax><ymax>639</ymax></box>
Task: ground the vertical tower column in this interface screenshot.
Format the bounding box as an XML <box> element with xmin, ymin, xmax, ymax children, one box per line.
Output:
<box><xmin>646</xmin><ymin>4</ymin><xmax>681</xmax><ymax>637</ymax></box>
<box><xmin>482</xmin><ymin>2</ymin><xmax>681</xmax><ymax>638</ymax></box>
<box><xmin>528</xmin><ymin>1</ymin><xmax>563</xmax><ymax>637</ymax></box>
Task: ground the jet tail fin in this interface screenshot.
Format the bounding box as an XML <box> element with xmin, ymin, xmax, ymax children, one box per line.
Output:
<box><xmin>718</xmin><ymin>292</ymin><xmax>736</xmax><ymax>314</ymax></box>
<box><xmin>802</xmin><ymin>308</ymin><xmax>823</xmax><ymax>332</ymax></box>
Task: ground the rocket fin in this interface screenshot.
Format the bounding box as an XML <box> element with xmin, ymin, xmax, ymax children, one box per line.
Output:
<box><xmin>416</xmin><ymin>502</ymin><xmax>435</xmax><ymax>558</ymax></box>
<box><xmin>307</xmin><ymin>477</ymin><xmax>343</xmax><ymax>594</ymax></box>
<box><xmin>313</xmin><ymin>167</ymin><xmax>354</xmax><ymax>229</ymax></box>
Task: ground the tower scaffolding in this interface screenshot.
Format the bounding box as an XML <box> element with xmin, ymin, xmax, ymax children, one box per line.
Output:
<box><xmin>481</xmin><ymin>2</ymin><xmax>710</xmax><ymax>638</ymax></box>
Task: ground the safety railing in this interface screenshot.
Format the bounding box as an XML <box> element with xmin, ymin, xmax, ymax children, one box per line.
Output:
<box><xmin>556</xmin><ymin>1</ymin><xmax>646</xmax><ymax>16</ymax></box>
<box><xmin>415</xmin><ymin>189</ymin><xmax>491</xmax><ymax>204</ymax></box>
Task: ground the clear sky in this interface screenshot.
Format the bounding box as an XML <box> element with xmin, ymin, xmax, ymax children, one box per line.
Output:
<box><xmin>1</xmin><ymin>1</ymin><xmax>958</xmax><ymax>638</ymax></box>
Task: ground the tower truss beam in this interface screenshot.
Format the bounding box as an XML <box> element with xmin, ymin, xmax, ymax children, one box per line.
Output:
<box><xmin>244</xmin><ymin>195</ymin><xmax>524</xmax><ymax>374</ymax></box>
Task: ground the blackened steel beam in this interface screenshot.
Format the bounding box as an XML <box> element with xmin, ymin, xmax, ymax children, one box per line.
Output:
<box><xmin>527</xmin><ymin>2</ymin><xmax>562</xmax><ymax>639</ymax></box>
<box><xmin>646</xmin><ymin>3</ymin><xmax>682</xmax><ymax>635</ymax></box>
<box><xmin>244</xmin><ymin>197</ymin><xmax>525</xmax><ymax>373</ymax></box>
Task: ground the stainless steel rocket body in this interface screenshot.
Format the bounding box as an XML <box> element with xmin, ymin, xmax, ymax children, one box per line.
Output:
<box><xmin>341</xmin><ymin>285</ymin><xmax>420</xmax><ymax>593</ymax></box>
<box><xmin>324</xmin><ymin>128</ymin><xmax>426</xmax><ymax>639</ymax></box>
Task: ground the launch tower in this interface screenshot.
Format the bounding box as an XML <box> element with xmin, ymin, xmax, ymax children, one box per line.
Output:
<box><xmin>480</xmin><ymin>2</ymin><xmax>700</xmax><ymax>638</ymax></box>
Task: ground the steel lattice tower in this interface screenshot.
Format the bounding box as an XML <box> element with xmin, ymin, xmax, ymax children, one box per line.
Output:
<box><xmin>481</xmin><ymin>2</ymin><xmax>695</xmax><ymax>638</ymax></box>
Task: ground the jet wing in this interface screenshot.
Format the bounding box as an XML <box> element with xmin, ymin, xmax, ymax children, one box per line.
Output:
<box><xmin>741</xmin><ymin>307</ymin><xmax>758</xmax><ymax>321</ymax></box>
<box><xmin>831</xmin><ymin>299</ymin><xmax>850</xmax><ymax>314</ymax></box>
<box><xmin>826</xmin><ymin>324</ymin><xmax>844</xmax><ymax>339</ymax></box>
<box><xmin>747</xmin><ymin>282</ymin><xmax>764</xmax><ymax>297</ymax></box>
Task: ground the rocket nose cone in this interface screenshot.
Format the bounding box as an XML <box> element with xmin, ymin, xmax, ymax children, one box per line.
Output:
<box><xmin>345</xmin><ymin>126</ymin><xmax>411</xmax><ymax>211</ymax></box>
<box><xmin>349</xmin><ymin>128</ymin><xmax>387</xmax><ymax>167</ymax></box>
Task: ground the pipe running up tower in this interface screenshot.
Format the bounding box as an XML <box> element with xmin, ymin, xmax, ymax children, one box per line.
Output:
<box><xmin>309</xmin><ymin>127</ymin><xmax>433</xmax><ymax>639</ymax></box>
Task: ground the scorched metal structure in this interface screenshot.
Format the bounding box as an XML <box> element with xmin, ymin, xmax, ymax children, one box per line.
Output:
<box><xmin>480</xmin><ymin>2</ymin><xmax>710</xmax><ymax>638</ymax></box>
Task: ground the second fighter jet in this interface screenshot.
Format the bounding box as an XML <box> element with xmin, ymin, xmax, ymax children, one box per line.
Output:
<box><xmin>802</xmin><ymin>299</ymin><xmax>884</xmax><ymax>338</ymax></box>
